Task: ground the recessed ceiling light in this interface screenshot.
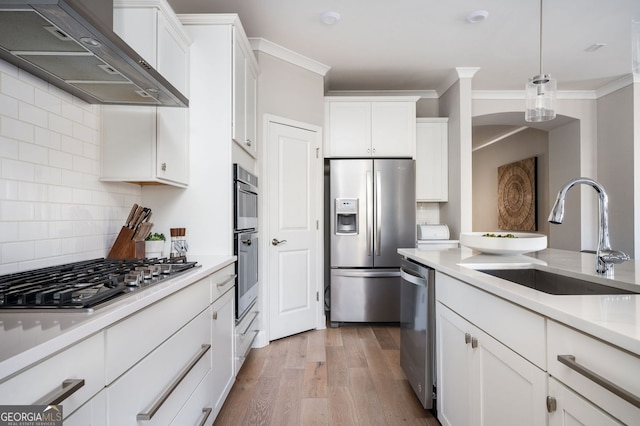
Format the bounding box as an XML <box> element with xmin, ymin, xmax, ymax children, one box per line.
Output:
<box><xmin>466</xmin><ymin>10</ymin><xmax>489</xmax><ymax>24</ymax></box>
<box><xmin>585</xmin><ymin>43</ymin><xmax>607</xmax><ymax>52</ymax></box>
<box><xmin>321</xmin><ymin>11</ymin><xmax>341</xmax><ymax>25</ymax></box>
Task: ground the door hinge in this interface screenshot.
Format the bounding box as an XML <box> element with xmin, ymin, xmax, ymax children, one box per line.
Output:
<box><xmin>316</xmin><ymin>291</ymin><xmax>319</xmax><ymax>301</ymax></box>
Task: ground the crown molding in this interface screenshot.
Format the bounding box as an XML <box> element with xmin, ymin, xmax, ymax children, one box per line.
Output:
<box><xmin>325</xmin><ymin>90</ymin><xmax>437</xmax><ymax>99</ymax></box>
<box><xmin>249</xmin><ymin>38</ymin><xmax>331</xmax><ymax>77</ymax></box>
<box><xmin>595</xmin><ymin>74</ymin><xmax>635</xmax><ymax>98</ymax></box>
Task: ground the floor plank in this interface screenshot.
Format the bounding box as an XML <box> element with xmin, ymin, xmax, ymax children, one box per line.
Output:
<box><xmin>215</xmin><ymin>324</ymin><xmax>440</xmax><ymax>425</ymax></box>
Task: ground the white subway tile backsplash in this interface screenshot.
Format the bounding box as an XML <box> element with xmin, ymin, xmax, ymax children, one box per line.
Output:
<box><xmin>49</xmin><ymin>150</ymin><xmax>73</xmax><ymax>170</ymax></box>
<box><xmin>1</xmin><ymin>116</ymin><xmax>34</xmax><ymax>143</ymax></box>
<box><xmin>0</xmin><ymin>136</ymin><xmax>18</xmax><ymax>159</ymax></box>
<box><xmin>18</xmin><ymin>181</ymin><xmax>47</xmax><ymax>202</ymax></box>
<box><xmin>0</xmin><ymin>93</ymin><xmax>18</xmax><ymax>118</ymax></box>
<box><xmin>18</xmin><ymin>102</ymin><xmax>48</xmax><ymax>127</ymax></box>
<box><xmin>1</xmin><ymin>241</ymin><xmax>34</xmax><ymax>263</ymax></box>
<box><xmin>18</xmin><ymin>221</ymin><xmax>48</xmax><ymax>241</ymax></box>
<box><xmin>48</xmin><ymin>114</ymin><xmax>73</xmax><ymax>137</ymax></box>
<box><xmin>2</xmin><ymin>158</ymin><xmax>35</xmax><ymax>181</ymax></box>
<box><xmin>1</xmin><ymin>73</ymin><xmax>34</xmax><ymax>103</ymax></box>
<box><xmin>1</xmin><ymin>59</ymin><xmax>143</xmax><ymax>271</ymax></box>
<box><xmin>35</xmin><ymin>89</ymin><xmax>62</xmax><ymax>114</ymax></box>
<box><xmin>34</xmin><ymin>127</ymin><xmax>62</xmax><ymax>150</ymax></box>
<box><xmin>19</xmin><ymin>141</ymin><xmax>48</xmax><ymax>165</ymax></box>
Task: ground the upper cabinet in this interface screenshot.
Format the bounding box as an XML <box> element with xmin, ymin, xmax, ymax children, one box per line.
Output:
<box><xmin>416</xmin><ymin>118</ymin><xmax>449</xmax><ymax>202</ymax></box>
<box><xmin>101</xmin><ymin>0</ymin><xmax>191</xmax><ymax>187</ymax></box>
<box><xmin>324</xmin><ymin>97</ymin><xmax>419</xmax><ymax>158</ymax></box>
<box><xmin>232</xmin><ymin>30</ymin><xmax>258</xmax><ymax>158</ymax></box>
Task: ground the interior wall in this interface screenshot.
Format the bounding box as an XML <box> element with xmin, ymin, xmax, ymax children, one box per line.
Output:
<box><xmin>597</xmin><ymin>85</ymin><xmax>635</xmax><ymax>257</ymax></box>
<box><xmin>472</xmin><ymin>128</ymin><xmax>549</xmax><ymax>235</ymax></box>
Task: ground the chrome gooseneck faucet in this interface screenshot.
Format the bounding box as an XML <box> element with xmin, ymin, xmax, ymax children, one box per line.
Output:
<box><xmin>548</xmin><ymin>177</ymin><xmax>629</xmax><ymax>275</ymax></box>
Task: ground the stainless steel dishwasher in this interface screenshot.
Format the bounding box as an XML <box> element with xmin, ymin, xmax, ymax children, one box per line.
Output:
<box><xmin>400</xmin><ymin>257</ymin><xmax>436</xmax><ymax>409</ymax></box>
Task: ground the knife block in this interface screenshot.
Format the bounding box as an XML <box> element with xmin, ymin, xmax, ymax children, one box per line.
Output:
<box><xmin>108</xmin><ymin>227</ymin><xmax>145</xmax><ymax>259</ymax></box>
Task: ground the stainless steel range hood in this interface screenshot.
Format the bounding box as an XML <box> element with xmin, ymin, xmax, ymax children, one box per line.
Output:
<box><xmin>0</xmin><ymin>0</ymin><xmax>188</xmax><ymax>107</ymax></box>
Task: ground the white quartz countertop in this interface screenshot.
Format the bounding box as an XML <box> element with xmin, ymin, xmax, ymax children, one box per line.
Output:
<box><xmin>398</xmin><ymin>247</ymin><xmax>640</xmax><ymax>356</ymax></box>
<box><xmin>0</xmin><ymin>255</ymin><xmax>235</xmax><ymax>381</ymax></box>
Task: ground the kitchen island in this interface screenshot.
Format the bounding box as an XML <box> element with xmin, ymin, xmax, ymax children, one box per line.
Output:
<box><xmin>0</xmin><ymin>254</ymin><xmax>235</xmax><ymax>425</ymax></box>
<box><xmin>399</xmin><ymin>247</ymin><xmax>640</xmax><ymax>426</ymax></box>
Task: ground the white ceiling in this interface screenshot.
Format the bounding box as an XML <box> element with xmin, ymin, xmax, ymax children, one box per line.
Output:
<box><xmin>167</xmin><ymin>0</ymin><xmax>640</xmax><ymax>94</ymax></box>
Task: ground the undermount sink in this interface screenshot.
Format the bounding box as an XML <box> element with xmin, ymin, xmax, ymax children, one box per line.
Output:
<box><xmin>478</xmin><ymin>268</ymin><xmax>640</xmax><ymax>296</ymax></box>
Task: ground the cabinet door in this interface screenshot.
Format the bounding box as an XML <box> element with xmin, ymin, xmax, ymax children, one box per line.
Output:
<box><xmin>232</xmin><ymin>35</ymin><xmax>247</xmax><ymax>148</ymax></box>
<box><xmin>244</xmin><ymin>63</ymin><xmax>257</xmax><ymax>157</ymax></box>
<box><xmin>157</xmin><ymin>12</ymin><xmax>189</xmax><ymax>95</ymax></box>
<box><xmin>157</xmin><ymin>107</ymin><xmax>189</xmax><ymax>184</ymax></box>
<box><xmin>548</xmin><ymin>378</ymin><xmax>623</xmax><ymax>426</ymax></box>
<box><xmin>474</xmin><ymin>325</ymin><xmax>547</xmax><ymax>426</ymax></box>
<box><xmin>211</xmin><ymin>287</ymin><xmax>235</xmax><ymax>419</ymax></box>
<box><xmin>326</xmin><ymin>102</ymin><xmax>371</xmax><ymax>157</ymax></box>
<box><xmin>416</xmin><ymin>120</ymin><xmax>448</xmax><ymax>201</ymax></box>
<box><xmin>371</xmin><ymin>101</ymin><xmax>415</xmax><ymax>157</ymax></box>
<box><xmin>437</xmin><ymin>303</ymin><xmax>473</xmax><ymax>426</ymax></box>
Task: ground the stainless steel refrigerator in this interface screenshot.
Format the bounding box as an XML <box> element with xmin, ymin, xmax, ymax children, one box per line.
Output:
<box><xmin>329</xmin><ymin>159</ymin><xmax>416</xmax><ymax>326</ymax></box>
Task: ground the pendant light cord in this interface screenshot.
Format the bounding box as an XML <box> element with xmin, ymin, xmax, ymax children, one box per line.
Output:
<box><xmin>539</xmin><ymin>0</ymin><xmax>544</xmax><ymax>76</ymax></box>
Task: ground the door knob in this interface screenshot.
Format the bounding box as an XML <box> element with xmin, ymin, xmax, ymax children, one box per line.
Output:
<box><xmin>272</xmin><ymin>238</ymin><xmax>287</xmax><ymax>246</ymax></box>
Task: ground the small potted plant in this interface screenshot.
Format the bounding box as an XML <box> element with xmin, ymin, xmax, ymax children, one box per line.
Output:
<box><xmin>145</xmin><ymin>232</ymin><xmax>166</xmax><ymax>258</ymax></box>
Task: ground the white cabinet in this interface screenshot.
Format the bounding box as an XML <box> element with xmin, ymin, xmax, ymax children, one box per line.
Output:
<box><xmin>0</xmin><ymin>332</ymin><xmax>105</xmax><ymax>421</ymax></box>
<box><xmin>547</xmin><ymin>320</ymin><xmax>640</xmax><ymax>425</ymax></box>
<box><xmin>436</xmin><ymin>271</ymin><xmax>547</xmax><ymax>426</ymax></box>
<box><xmin>324</xmin><ymin>97</ymin><xmax>419</xmax><ymax>158</ymax></box>
<box><xmin>548</xmin><ymin>378</ymin><xmax>623</xmax><ymax>426</ymax></box>
<box><xmin>416</xmin><ymin>118</ymin><xmax>448</xmax><ymax>201</ymax></box>
<box><xmin>233</xmin><ymin>30</ymin><xmax>258</xmax><ymax>158</ymax></box>
<box><xmin>211</xmin><ymin>285</ymin><xmax>235</xmax><ymax>419</ymax></box>
<box><xmin>436</xmin><ymin>303</ymin><xmax>547</xmax><ymax>426</ymax></box>
<box><xmin>102</xmin><ymin>0</ymin><xmax>191</xmax><ymax>187</ymax></box>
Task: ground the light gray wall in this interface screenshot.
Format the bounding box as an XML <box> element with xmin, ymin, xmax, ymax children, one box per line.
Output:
<box><xmin>254</xmin><ymin>51</ymin><xmax>325</xmax><ymax>130</ymax></box>
<box><xmin>597</xmin><ymin>85</ymin><xmax>635</xmax><ymax>257</ymax></box>
<box><xmin>472</xmin><ymin>128</ymin><xmax>549</xmax><ymax>235</ymax></box>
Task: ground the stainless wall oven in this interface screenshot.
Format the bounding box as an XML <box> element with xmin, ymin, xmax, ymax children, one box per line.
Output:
<box><xmin>233</xmin><ymin>164</ymin><xmax>259</xmax><ymax>321</ymax></box>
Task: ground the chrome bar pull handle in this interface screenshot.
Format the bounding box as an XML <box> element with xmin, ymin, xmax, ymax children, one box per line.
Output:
<box><xmin>375</xmin><ymin>170</ymin><xmax>382</xmax><ymax>256</ymax></box>
<box><xmin>217</xmin><ymin>274</ymin><xmax>237</xmax><ymax>287</ymax></box>
<box><xmin>34</xmin><ymin>378</ymin><xmax>85</xmax><ymax>405</ymax></box>
<box><xmin>199</xmin><ymin>408</ymin><xmax>213</xmax><ymax>426</ymax></box>
<box><xmin>137</xmin><ymin>344</ymin><xmax>211</xmax><ymax>420</ymax></box>
<box><xmin>366</xmin><ymin>170</ymin><xmax>373</xmax><ymax>256</ymax></box>
<box><xmin>557</xmin><ymin>354</ymin><xmax>640</xmax><ymax>409</ymax></box>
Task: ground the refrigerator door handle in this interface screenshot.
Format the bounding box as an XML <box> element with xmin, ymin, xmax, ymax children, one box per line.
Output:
<box><xmin>366</xmin><ymin>170</ymin><xmax>373</xmax><ymax>256</ymax></box>
<box><xmin>375</xmin><ymin>170</ymin><xmax>382</xmax><ymax>256</ymax></box>
<box><xmin>332</xmin><ymin>270</ymin><xmax>401</xmax><ymax>278</ymax></box>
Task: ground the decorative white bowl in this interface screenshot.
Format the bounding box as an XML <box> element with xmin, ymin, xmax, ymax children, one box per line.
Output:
<box><xmin>460</xmin><ymin>232</ymin><xmax>547</xmax><ymax>255</ymax></box>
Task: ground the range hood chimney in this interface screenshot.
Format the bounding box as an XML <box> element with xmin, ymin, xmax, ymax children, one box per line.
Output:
<box><xmin>0</xmin><ymin>0</ymin><xmax>188</xmax><ymax>107</ymax></box>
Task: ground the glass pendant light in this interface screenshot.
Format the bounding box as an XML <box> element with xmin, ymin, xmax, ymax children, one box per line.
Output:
<box><xmin>525</xmin><ymin>0</ymin><xmax>556</xmax><ymax>122</ymax></box>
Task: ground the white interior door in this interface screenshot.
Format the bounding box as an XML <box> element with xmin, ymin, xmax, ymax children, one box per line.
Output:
<box><xmin>266</xmin><ymin>118</ymin><xmax>321</xmax><ymax>341</ymax></box>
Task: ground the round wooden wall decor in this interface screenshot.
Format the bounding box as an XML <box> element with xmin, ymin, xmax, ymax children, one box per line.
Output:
<box><xmin>497</xmin><ymin>157</ymin><xmax>536</xmax><ymax>231</ymax></box>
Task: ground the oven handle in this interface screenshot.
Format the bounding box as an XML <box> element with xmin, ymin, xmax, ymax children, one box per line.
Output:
<box><xmin>34</xmin><ymin>378</ymin><xmax>85</xmax><ymax>406</ymax></box>
<box><xmin>137</xmin><ymin>344</ymin><xmax>211</xmax><ymax>421</ymax></box>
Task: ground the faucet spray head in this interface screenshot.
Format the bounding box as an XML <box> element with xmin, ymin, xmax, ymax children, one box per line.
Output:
<box><xmin>548</xmin><ymin>196</ymin><xmax>565</xmax><ymax>224</ymax></box>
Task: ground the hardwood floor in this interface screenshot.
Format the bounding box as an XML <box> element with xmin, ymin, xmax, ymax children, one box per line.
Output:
<box><xmin>214</xmin><ymin>324</ymin><xmax>441</xmax><ymax>425</ymax></box>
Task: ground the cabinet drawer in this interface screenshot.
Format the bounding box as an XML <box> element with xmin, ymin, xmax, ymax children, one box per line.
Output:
<box><xmin>436</xmin><ymin>271</ymin><xmax>546</xmax><ymax>369</ymax></box>
<box><xmin>548</xmin><ymin>320</ymin><xmax>640</xmax><ymax>425</ymax></box>
<box><xmin>105</xmin><ymin>277</ymin><xmax>210</xmax><ymax>383</ymax></box>
<box><xmin>171</xmin><ymin>370</ymin><xmax>213</xmax><ymax>426</ymax></box>
<box><xmin>107</xmin><ymin>307</ymin><xmax>212</xmax><ymax>425</ymax></box>
<box><xmin>0</xmin><ymin>332</ymin><xmax>104</xmax><ymax>417</ymax></box>
<box><xmin>211</xmin><ymin>263</ymin><xmax>236</xmax><ymax>303</ymax></box>
<box><xmin>63</xmin><ymin>390</ymin><xmax>106</xmax><ymax>426</ymax></box>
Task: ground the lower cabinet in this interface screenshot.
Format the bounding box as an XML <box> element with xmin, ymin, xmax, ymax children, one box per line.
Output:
<box><xmin>436</xmin><ymin>302</ymin><xmax>547</xmax><ymax>426</ymax></box>
<box><xmin>63</xmin><ymin>390</ymin><xmax>106</xmax><ymax>426</ymax></box>
<box><xmin>548</xmin><ymin>378</ymin><xmax>623</xmax><ymax>426</ymax></box>
<box><xmin>106</xmin><ymin>307</ymin><xmax>212</xmax><ymax>425</ymax></box>
<box><xmin>211</xmin><ymin>286</ymin><xmax>235</xmax><ymax>420</ymax></box>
